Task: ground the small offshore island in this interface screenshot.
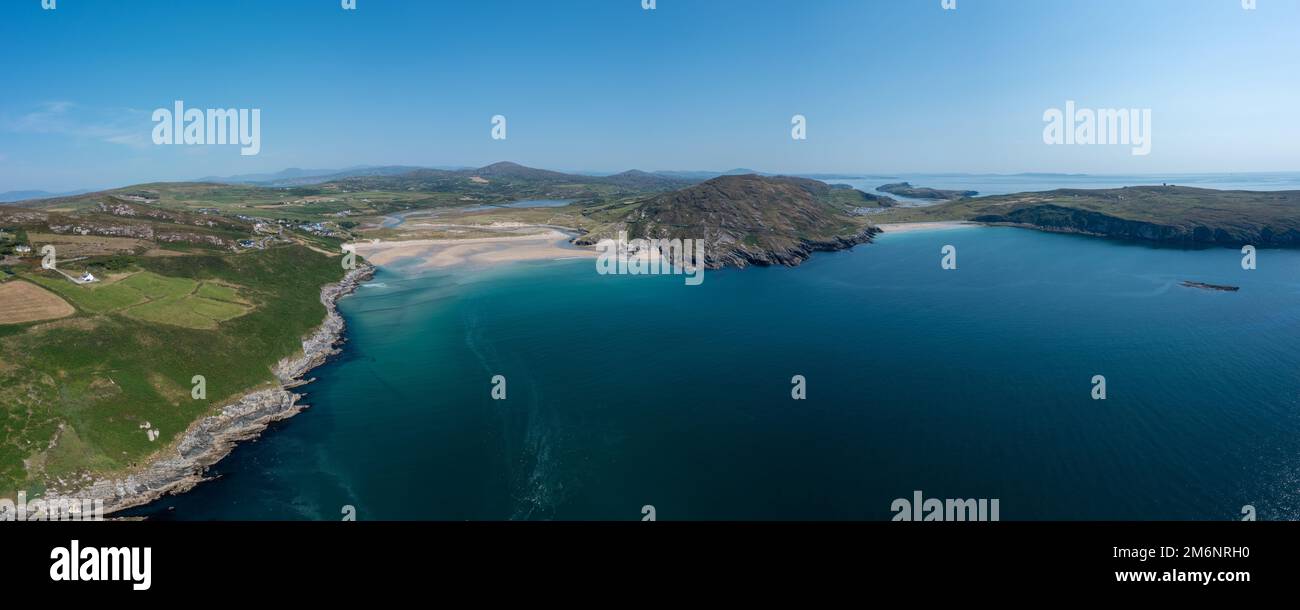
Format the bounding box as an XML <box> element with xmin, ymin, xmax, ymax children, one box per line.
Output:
<box><xmin>877</xmin><ymin>181</ymin><xmax>978</xmax><ymax>200</ymax></box>
<box><xmin>2</xmin><ymin>162</ymin><xmax>1298</xmax><ymax>516</ymax></box>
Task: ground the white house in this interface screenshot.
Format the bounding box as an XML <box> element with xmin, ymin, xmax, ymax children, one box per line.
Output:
<box><xmin>14</xmin><ymin>244</ymin><xmax>31</xmax><ymax>254</ymax></box>
<box><xmin>79</xmin><ymin>272</ymin><xmax>97</xmax><ymax>283</ymax></box>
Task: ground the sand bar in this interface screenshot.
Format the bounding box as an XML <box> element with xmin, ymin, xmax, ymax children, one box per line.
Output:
<box><xmin>351</xmin><ymin>229</ymin><xmax>595</xmax><ymax>271</ymax></box>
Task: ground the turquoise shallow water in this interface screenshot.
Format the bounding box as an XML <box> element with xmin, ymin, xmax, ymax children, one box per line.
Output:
<box><xmin>126</xmin><ymin>227</ymin><xmax>1300</xmax><ymax>520</ymax></box>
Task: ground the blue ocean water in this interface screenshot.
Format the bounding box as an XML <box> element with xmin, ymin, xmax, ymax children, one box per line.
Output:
<box><xmin>125</xmin><ymin>226</ymin><xmax>1300</xmax><ymax>521</ymax></box>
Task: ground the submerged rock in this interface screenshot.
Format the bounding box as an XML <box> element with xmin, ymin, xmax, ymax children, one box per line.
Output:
<box><xmin>1180</xmin><ymin>281</ymin><xmax>1239</xmax><ymax>292</ymax></box>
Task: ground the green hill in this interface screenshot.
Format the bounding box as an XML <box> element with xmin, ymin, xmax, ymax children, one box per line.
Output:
<box><xmin>575</xmin><ymin>174</ymin><xmax>885</xmax><ymax>268</ymax></box>
<box><xmin>0</xmin><ymin>200</ymin><xmax>348</xmax><ymax>498</ymax></box>
<box><xmin>877</xmin><ymin>185</ymin><xmax>1300</xmax><ymax>246</ymax></box>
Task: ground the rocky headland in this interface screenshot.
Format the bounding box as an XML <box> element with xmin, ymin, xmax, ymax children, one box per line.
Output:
<box><xmin>42</xmin><ymin>263</ymin><xmax>376</xmax><ymax>516</ymax></box>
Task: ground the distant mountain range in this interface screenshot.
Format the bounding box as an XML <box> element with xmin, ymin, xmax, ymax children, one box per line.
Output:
<box><xmin>307</xmin><ymin>161</ymin><xmax>706</xmax><ymax>196</ymax></box>
<box><xmin>192</xmin><ymin>163</ymin><xmax>730</xmax><ymax>189</ymax></box>
<box><xmin>4</xmin><ymin>165</ymin><xmax>875</xmax><ymax>203</ymax></box>
<box><xmin>193</xmin><ymin>165</ymin><xmax>437</xmax><ymax>187</ymax></box>
<box><xmin>13</xmin><ymin>160</ymin><xmax>1298</xmax><ymax>252</ymax></box>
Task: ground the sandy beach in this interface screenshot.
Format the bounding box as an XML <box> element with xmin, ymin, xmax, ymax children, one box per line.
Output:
<box><xmin>351</xmin><ymin>229</ymin><xmax>595</xmax><ymax>271</ymax></box>
<box><xmin>874</xmin><ymin>221</ymin><xmax>980</xmax><ymax>233</ymax></box>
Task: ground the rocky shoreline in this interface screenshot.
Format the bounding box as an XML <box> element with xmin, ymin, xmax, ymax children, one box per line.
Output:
<box><xmin>44</xmin><ymin>263</ymin><xmax>376</xmax><ymax>516</ymax></box>
<box><xmin>708</xmin><ymin>226</ymin><xmax>882</xmax><ymax>269</ymax></box>
<box><xmin>972</xmin><ymin>204</ymin><xmax>1300</xmax><ymax>247</ymax></box>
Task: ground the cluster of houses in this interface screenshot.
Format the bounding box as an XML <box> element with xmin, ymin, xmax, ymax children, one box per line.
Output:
<box><xmin>297</xmin><ymin>222</ymin><xmax>336</xmax><ymax>237</ymax></box>
<box><xmin>2</xmin><ymin>240</ymin><xmax>98</xmax><ymax>283</ymax></box>
<box><xmin>238</xmin><ymin>235</ymin><xmax>297</xmax><ymax>250</ymax></box>
<box><xmin>229</xmin><ymin>215</ymin><xmax>345</xmax><ymax>251</ymax></box>
<box><xmin>239</xmin><ymin>216</ymin><xmax>339</xmax><ymax>237</ymax></box>
<box><xmin>0</xmin><ymin>229</ymin><xmax>29</xmax><ymax>256</ymax></box>
<box><xmin>1</xmin><ymin>236</ymin><xmax>33</xmax><ymax>261</ymax></box>
<box><xmin>277</xmin><ymin>197</ymin><xmax>339</xmax><ymax>206</ymax></box>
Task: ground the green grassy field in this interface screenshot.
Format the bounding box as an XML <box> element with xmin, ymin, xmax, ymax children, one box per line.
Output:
<box><xmin>0</xmin><ymin>246</ymin><xmax>345</xmax><ymax>496</ymax></box>
<box><xmin>25</xmin><ymin>273</ymin><xmax>148</xmax><ymax>313</ymax></box>
<box><xmin>119</xmin><ymin>272</ymin><xmax>195</xmax><ymax>299</ymax></box>
<box><xmin>23</xmin><ymin>271</ymin><xmax>253</xmax><ymax>329</ymax></box>
<box><xmin>123</xmin><ymin>295</ymin><xmax>244</xmax><ymax>330</ymax></box>
<box><xmin>195</xmin><ymin>282</ymin><xmax>243</xmax><ymax>302</ymax></box>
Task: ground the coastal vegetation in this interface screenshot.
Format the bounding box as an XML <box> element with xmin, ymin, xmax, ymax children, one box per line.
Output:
<box><xmin>5</xmin><ymin>162</ymin><xmax>1300</xmax><ymax>508</ymax></box>
<box><xmin>0</xmin><ymin>241</ymin><xmax>345</xmax><ymax>498</ymax></box>
<box><xmin>874</xmin><ymin>185</ymin><xmax>1300</xmax><ymax>246</ymax></box>
<box><xmin>574</xmin><ymin>174</ymin><xmax>885</xmax><ymax>268</ymax></box>
<box><xmin>23</xmin><ymin>271</ymin><xmax>252</xmax><ymax>329</ymax></box>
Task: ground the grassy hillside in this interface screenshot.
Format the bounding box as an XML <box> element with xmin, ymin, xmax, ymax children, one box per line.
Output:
<box><xmin>0</xmin><ymin>245</ymin><xmax>344</xmax><ymax>497</ymax></box>
<box><xmin>325</xmin><ymin>161</ymin><xmax>678</xmax><ymax>204</ymax></box>
<box><xmin>876</xmin><ymin>186</ymin><xmax>1300</xmax><ymax>245</ymax></box>
<box><xmin>575</xmin><ymin>175</ymin><xmax>883</xmax><ymax>268</ymax></box>
<box><xmin>12</xmin><ymin>162</ymin><xmax>693</xmax><ymax>230</ymax></box>
<box><xmin>8</xmin><ymin>168</ymin><xmax>1300</xmax><ymax>499</ymax></box>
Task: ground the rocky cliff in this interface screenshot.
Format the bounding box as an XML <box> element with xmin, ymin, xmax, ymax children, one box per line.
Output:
<box><xmin>973</xmin><ymin>204</ymin><xmax>1300</xmax><ymax>246</ymax></box>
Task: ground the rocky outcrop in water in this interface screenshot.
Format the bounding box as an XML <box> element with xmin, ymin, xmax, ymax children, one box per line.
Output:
<box><xmin>1181</xmin><ymin>281</ymin><xmax>1239</xmax><ymax>292</ymax></box>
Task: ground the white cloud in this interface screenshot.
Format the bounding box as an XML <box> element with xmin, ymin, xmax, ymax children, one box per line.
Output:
<box><xmin>4</xmin><ymin>101</ymin><xmax>151</xmax><ymax>149</ymax></box>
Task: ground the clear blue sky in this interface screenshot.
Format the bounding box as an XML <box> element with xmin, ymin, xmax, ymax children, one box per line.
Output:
<box><xmin>2</xmin><ymin>0</ymin><xmax>1298</xmax><ymax>191</ymax></box>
